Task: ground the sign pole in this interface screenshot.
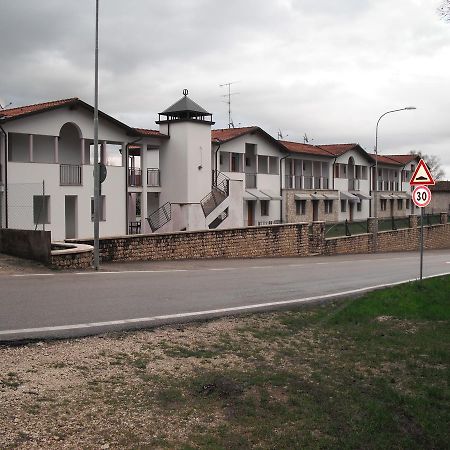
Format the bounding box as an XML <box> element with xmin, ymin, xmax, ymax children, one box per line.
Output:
<box><xmin>93</xmin><ymin>0</ymin><xmax>100</xmax><ymax>270</ymax></box>
<box><xmin>420</xmin><ymin>206</ymin><xmax>424</xmax><ymax>281</ymax></box>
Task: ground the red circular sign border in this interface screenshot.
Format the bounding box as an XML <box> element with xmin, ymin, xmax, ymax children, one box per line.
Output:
<box><xmin>412</xmin><ymin>185</ymin><xmax>432</xmax><ymax>208</ymax></box>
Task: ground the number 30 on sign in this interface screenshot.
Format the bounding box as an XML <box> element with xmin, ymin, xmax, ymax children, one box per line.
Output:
<box><xmin>412</xmin><ymin>185</ymin><xmax>432</xmax><ymax>208</ymax></box>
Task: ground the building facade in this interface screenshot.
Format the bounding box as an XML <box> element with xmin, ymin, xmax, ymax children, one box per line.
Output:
<box><xmin>0</xmin><ymin>93</ymin><xmax>424</xmax><ymax>242</ymax></box>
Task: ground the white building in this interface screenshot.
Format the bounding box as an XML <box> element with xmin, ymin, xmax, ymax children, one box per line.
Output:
<box><xmin>0</xmin><ymin>93</ymin><xmax>419</xmax><ymax>242</ymax></box>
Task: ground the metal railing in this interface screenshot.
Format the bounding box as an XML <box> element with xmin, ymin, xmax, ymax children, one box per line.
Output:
<box><xmin>128</xmin><ymin>168</ymin><xmax>142</xmax><ymax>187</ymax></box>
<box><xmin>257</xmin><ymin>220</ymin><xmax>282</xmax><ymax>226</ymax></box>
<box><xmin>325</xmin><ymin>219</ymin><xmax>368</xmax><ymax>237</ymax></box>
<box><xmin>208</xmin><ymin>208</ymin><xmax>229</xmax><ymax>229</ymax></box>
<box><xmin>128</xmin><ymin>220</ymin><xmax>141</xmax><ymax>234</ymax></box>
<box><xmin>147</xmin><ymin>168</ymin><xmax>160</xmax><ymax>187</ymax></box>
<box><xmin>200</xmin><ymin>178</ymin><xmax>229</xmax><ymax>217</ymax></box>
<box><xmin>423</xmin><ymin>213</ymin><xmax>441</xmax><ymax>226</ymax></box>
<box><xmin>245</xmin><ymin>173</ymin><xmax>257</xmax><ymax>188</ymax></box>
<box><xmin>377</xmin><ymin>180</ymin><xmax>400</xmax><ymax>191</ymax></box>
<box><xmin>60</xmin><ymin>164</ymin><xmax>82</xmax><ymax>186</ymax></box>
<box><xmin>147</xmin><ymin>201</ymin><xmax>171</xmax><ymax>232</ymax></box>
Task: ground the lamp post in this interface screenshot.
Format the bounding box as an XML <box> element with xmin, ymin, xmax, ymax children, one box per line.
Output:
<box><xmin>373</xmin><ymin>107</ymin><xmax>416</xmax><ymax>249</ymax></box>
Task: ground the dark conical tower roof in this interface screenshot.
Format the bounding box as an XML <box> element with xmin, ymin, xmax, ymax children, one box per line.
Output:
<box><xmin>157</xmin><ymin>89</ymin><xmax>213</xmax><ymax>124</ymax></box>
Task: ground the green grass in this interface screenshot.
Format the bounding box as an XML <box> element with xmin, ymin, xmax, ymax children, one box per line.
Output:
<box><xmin>3</xmin><ymin>276</ymin><xmax>449</xmax><ymax>449</ymax></box>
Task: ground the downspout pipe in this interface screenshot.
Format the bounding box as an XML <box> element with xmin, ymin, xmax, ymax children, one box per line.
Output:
<box><xmin>0</xmin><ymin>123</ymin><xmax>7</xmax><ymax>228</ymax></box>
<box><xmin>125</xmin><ymin>136</ymin><xmax>142</xmax><ymax>235</ymax></box>
<box><xmin>279</xmin><ymin>154</ymin><xmax>289</xmax><ymax>223</ymax></box>
<box><xmin>214</xmin><ymin>142</ymin><xmax>221</xmax><ymax>186</ymax></box>
<box><xmin>369</xmin><ymin>163</ymin><xmax>376</xmax><ymax>217</ymax></box>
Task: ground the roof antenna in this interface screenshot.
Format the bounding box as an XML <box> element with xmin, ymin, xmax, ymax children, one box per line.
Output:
<box><xmin>278</xmin><ymin>129</ymin><xmax>289</xmax><ymax>140</ymax></box>
<box><xmin>220</xmin><ymin>81</ymin><xmax>240</xmax><ymax>128</ymax></box>
<box><xmin>304</xmin><ymin>133</ymin><xmax>312</xmax><ymax>144</ymax></box>
<box><xmin>0</xmin><ymin>101</ymin><xmax>12</xmax><ymax>110</ymax></box>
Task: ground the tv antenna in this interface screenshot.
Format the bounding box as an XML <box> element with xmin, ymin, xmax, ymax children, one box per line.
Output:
<box><xmin>220</xmin><ymin>81</ymin><xmax>239</xmax><ymax>128</ymax></box>
<box><xmin>303</xmin><ymin>133</ymin><xmax>312</xmax><ymax>144</ymax></box>
<box><xmin>0</xmin><ymin>101</ymin><xmax>12</xmax><ymax>110</ymax></box>
<box><xmin>277</xmin><ymin>129</ymin><xmax>288</xmax><ymax>140</ymax></box>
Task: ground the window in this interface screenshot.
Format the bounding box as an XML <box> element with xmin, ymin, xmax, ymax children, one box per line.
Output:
<box><xmin>296</xmin><ymin>200</ymin><xmax>306</xmax><ymax>215</ymax></box>
<box><xmin>361</xmin><ymin>166</ymin><xmax>368</xmax><ymax>180</ymax></box>
<box><xmin>381</xmin><ymin>199</ymin><xmax>387</xmax><ymax>211</ymax></box>
<box><xmin>357</xmin><ymin>202</ymin><xmax>362</xmax><ymax>212</ymax></box>
<box><xmin>334</xmin><ymin>164</ymin><xmax>340</xmax><ymax>178</ymax></box>
<box><xmin>324</xmin><ymin>200</ymin><xmax>333</xmax><ymax>214</ymax></box>
<box><xmin>341</xmin><ymin>200</ymin><xmax>346</xmax><ymax>213</ymax></box>
<box><xmin>219</xmin><ymin>154</ymin><xmax>223</xmax><ymax>165</ymax></box>
<box><xmin>33</xmin><ymin>195</ymin><xmax>50</xmax><ymax>224</ymax></box>
<box><xmin>397</xmin><ymin>199</ymin><xmax>403</xmax><ymax>210</ymax></box>
<box><xmin>258</xmin><ymin>155</ymin><xmax>268</xmax><ymax>174</ymax></box>
<box><xmin>260</xmin><ymin>200</ymin><xmax>269</xmax><ymax>216</ymax></box>
<box><xmin>269</xmin><ymin>156</ymin><xmax>279</xmax><ymax>175</ymax></box>
<box><xmin>91</xmin><ymin>195</ymin><xmax>106</xmax><ymax>221</ymax></box>
<box><xmin>231</xmin><ymin>153</ymin><xmax>241</xmax><ymax>172</ymax></box>
<box><xmin>406</xmin><ymin>199</ymin><xmax>410</xmax><ymax>210</ymax></box>
<box><xmin>245</xmin><ymin>157</ymin><xmax>250</xmax><ymax>167</ymax></box>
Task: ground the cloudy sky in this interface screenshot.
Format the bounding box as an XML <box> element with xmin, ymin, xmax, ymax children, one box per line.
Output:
<box><xmin>1</xmin><ymin>0</ymin><xmax>449</xmax><ymax>177</ymax></box>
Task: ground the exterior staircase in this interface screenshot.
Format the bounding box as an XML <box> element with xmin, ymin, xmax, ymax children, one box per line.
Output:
<box><xmin>200</xmin><ymin>171</ymin><xmax>230</xmax><ymax>217</ymax></box>
<box><xmin>147</xmin><ymin>201</ymin><xmax>171</xmax><ymax>232</ymax></box>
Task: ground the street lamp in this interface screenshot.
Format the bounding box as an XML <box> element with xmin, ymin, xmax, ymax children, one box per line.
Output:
<box><xmin>373</xmin><ymin>107</ymin><xmax>416</xmax><ymax>249</ymax></box>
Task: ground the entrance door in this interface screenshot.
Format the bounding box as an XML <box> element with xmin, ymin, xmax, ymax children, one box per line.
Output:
<box><xmin>349</xmin><ymin>202</ymin><xmax>354</xmax><ymax>222</ymax></box>
<box><xmin>312</xmin><ymin>200</ymin><xmax>319</xmax><ymax>222</ymax></box>
<box><xmin>65</xmin><ymin>195</ymin><xmax>77</xmax><ymax>239</ymax></box>
<box><xmin>247</xmin><ymin>201</ymin><xmax>255</xmax><ymax>226</ymax></box>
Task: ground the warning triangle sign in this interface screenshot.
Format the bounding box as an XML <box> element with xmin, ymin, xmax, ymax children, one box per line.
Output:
<box><xmin>410</xmin><ymin>159</ymin><xmax>435</xmax><ymax>186</ymax></box>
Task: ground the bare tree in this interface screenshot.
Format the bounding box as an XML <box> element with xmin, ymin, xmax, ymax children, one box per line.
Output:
<box><xmin>410</xmin><ymin>151</ymin><xmax>445</xmax><ymax>181</ymax></box>
<box><xmin>438</xmin><ymin>0</ymin><xmax>450</xmax><ymax>21</ymax></box>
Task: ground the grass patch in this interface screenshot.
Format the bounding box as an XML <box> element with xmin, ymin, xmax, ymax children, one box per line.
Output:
<box><xmin>1</xmin><ymin>276</ymin><xmax>448</xmax><ymax>449</ymax></box>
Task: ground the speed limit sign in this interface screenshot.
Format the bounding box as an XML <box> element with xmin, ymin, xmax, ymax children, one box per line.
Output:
<box><xmin>412</xmin><ymin>185</ymin><xmax>432</xmax><ymax>208</ymax></box>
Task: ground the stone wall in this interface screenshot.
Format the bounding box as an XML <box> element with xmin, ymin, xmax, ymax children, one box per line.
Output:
<box><xmin>72</xmin><ymin>223</ymin><xmax>310</xmax><ymax>263</ymax></box>
<box><xmin>0</xmin><ymin>229</ymin><xmax>51</xmax><ymax>263</ymax></box>
<box><xmin>325</xmin><ymin>214</ymin><xmax>450</xmax><ymax>256</ymax></box>
<box><xmin>59</xmin><ymin>213</ymin><xmax>450</xmax><ymax>269</ymax></box>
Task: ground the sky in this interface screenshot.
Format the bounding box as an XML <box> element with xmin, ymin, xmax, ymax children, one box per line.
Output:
<box><xmin>1</xmin><ymin>0</ymin><xmax>449</xmax><ymax>177</ymax></box>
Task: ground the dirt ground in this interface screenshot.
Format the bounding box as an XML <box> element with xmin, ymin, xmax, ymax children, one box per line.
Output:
<box><xmin>0</xmin><ymin>253</ymin><xmax>51</xmax><ymax>275</ymax></box>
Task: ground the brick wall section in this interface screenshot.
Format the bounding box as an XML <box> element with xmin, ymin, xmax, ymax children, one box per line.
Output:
<box><xmin>58</xmin><ymin>215</ymin><xmax>450</xmax><ymax>269</ymax></box>
<box><xmin>72</xmin><ymin>223</ymin><xmax>310</xmax><ymax>263</ymax></box>
<box><xmin>325</xmin><ymin>216</ymin><xmax>450</xmax><ymax>256</ymax></box>
<box><xmin>51</xmin><ymin>251</ymin><xmax>93</xmax><ymax>270</ymax></box>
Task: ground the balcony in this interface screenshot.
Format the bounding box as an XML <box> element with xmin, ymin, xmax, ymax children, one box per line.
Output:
<box><xmin>284</xmin><ymin>175</ymin><xmax>329</xmax><ymax>190</ymax></box>
<box><xmin>60</xmin><ymin>164</ymin><xmax>82</xmax><ymax>186</ymax></box>
<box><xmin>245</xmin><ymin>173</ymin><xmax>257</xmax><ymax>189</ymax></box>
<box><xmin>128</xmin><ymin>168</ymin><xmax>142</xmax><ymax>187</ymax></box>
<box><xmin>348</xmin><ymin>179</ymin><xmax>360</xmax><ymax>191</ymax></box>
<box><xmin>377</xmin><ymin>180</ymin><xmax>400</xmax><ymax>191</ymax></box>
<box><xmin>147</xmin><ymin>168</ymin><xmax>160</xmax><ymax>187</ymax></box>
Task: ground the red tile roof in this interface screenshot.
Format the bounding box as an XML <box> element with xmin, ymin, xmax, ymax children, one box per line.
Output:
<box><xmin>315</xmin><ymin>143</ymin><xmax>359</xmax><ymax>156</ymax></box>
<box><xmin>0</xmin><ymin>98</ymin><xmax>78</xmax><ymax>120</ymax></box>
<box><xmin>369</xmin><ymin>154</ymin><xmax>417</xmax><ymax>166</ymax></box>
<box><xmin>383</xmin><ymin>154</ymin><xmax>418</xmax><ymax>165</ymax></box>
<box><xmin>430</xmin><ymin>180</ymin><xmax>450</xmax><ymax>192</ymax></box>
<box><xmin>212</xmin><ymin>126</ymin><xmax>258</xmax><ymax>143</ymax></box>
<box><xmin>279</xmin><ymin>140</ymin><xmax>333</xmax><ymax>157</ymax></box>
<box><xmin>134</xmin><ymin>128</ymin><xmax>169</xmax><ymax>138</ymax></box>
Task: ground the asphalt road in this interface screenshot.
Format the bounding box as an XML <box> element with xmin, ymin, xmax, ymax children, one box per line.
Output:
<box><xmin>1</xmin><ymin>250</ymin><xmax>449</xmax><ymax>342</ymax></box>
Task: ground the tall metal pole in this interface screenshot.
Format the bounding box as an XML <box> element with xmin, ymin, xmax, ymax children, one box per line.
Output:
<box><xmin>93</xmin><ymin>0</ymin><xmax>100</xmax><ymax>270</ymax></box>
<box><xmin>420</xmin><ymin>206</ymin><xmax>424</xmax><ymax>281</ymax></box>
<box><xmin>373</xmin><ymin>107</ymin><xmax>416</xmax><ymax>252</ymax></box>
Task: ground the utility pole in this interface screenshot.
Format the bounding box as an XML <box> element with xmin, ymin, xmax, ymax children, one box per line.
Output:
<box><xmin>93</xmin><ymin>0</ymin><xmax>100</xmax><ymax>270</ymax></box>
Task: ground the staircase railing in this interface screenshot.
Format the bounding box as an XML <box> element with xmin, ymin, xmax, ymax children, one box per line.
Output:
<box><xmin>147</xmin><ymin>202</ymin><xmax>171</xmax><ymax>232</ymax></box>
<box><xmin>208</xmin><ymin>208</ymin><xmax>229</xmax><ymax>229</ymax></box>
<box><xmin>201</xmin><ymin>171</ymin><xmax>230</xmax><ymax>217</ymax></box>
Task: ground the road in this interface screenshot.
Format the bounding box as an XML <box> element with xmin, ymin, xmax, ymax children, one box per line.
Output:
<box><xmin>1</xmin><ymin>250</ymin><xmax>449</xmax><ymax>342</ymax></box>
